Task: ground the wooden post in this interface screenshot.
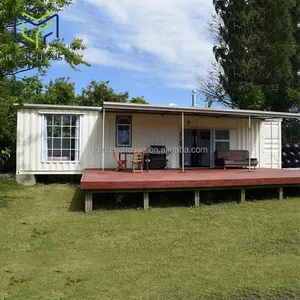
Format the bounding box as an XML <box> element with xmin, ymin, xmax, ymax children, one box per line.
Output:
<box><xmin>241</xmin><ymin>189</ymin><xmax>246</xmax><ymax>203</ymax></box>
<box><xmin>194</xmin><ymin>190</ymin><xmax>200</xmax><ymax>208</ymax></box>
<box><xmin>144</xmin><ymin>192</ymin><xmax>149</xmax><ymax>210</ymax></box>
<box><xmin>279</xmin><ymin>187</ymin><xmax>284</xmax><ymax>200</ymax></box>
<box><xmin>85</xmin><ymin>193</ymin><xmax>93</xmax><ymax>213</ymax></box>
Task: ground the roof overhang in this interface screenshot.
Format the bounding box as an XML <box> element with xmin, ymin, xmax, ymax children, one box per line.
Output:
<box><xmin>15</xmin><ymin>103</ymin><xmax>103</xmax><ymax>112</ymax></box>
<box><xmin>17</xmin><ymin>102</ymin><xmax>300</xmax><ymax>120</ymax></box>
<box><xmin>103</xmin><ymin>102</ymin><xmax>300</xmax><ymax>120</ymax></box>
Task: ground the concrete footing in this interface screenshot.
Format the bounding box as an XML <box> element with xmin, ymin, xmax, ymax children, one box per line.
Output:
<box><xmin>15</xmin><ymin>174</ymin><xmax>36</xmax><ymax>186</ymax></box>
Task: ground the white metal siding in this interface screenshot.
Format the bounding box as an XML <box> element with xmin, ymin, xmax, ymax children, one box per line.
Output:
<box><xmin>103</xmin><ymin>113</ymin><xmax>264</xmax><ymax>169</ymax></box>
<box><xmin>17</xmin><ymin>108</ymin><xmax>280</xmax><ymax>174</ymax></box>
<box><xmin>262</xmin><ymin>119</ymin><xmax>281</xmax><ymax>169</ymax></box>
<box><xmin>17</xmin><ymin>109</ymin><xmax>101</xmax><ymax>175</ymax></box>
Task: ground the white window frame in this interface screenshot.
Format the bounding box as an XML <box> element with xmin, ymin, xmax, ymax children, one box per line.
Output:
<box><xmin>42</xmin><ymin>114</ymin><xmax>81</xmax><ymax>163</ymax></box>
<box><xmin>116</xmin><ymin>116</ymin><xmax>132</xmax><ymax>147</ymax></box>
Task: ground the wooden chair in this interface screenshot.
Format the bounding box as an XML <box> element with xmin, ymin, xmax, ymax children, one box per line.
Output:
<box><xmin>113</xmin><ymin>149</ymin><xmax>126</xmax><ymax>172</ymax></box>
<box><xmin>132</xmin><ymin>150</ymin><xmax>144</xmax><ymax>173</ymax></box>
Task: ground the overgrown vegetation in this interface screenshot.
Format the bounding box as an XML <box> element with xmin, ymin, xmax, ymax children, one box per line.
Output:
<box><xmin>1</xmin><ymin>180</ymin><xmax>300</xmax><ymax>299</ymax></box>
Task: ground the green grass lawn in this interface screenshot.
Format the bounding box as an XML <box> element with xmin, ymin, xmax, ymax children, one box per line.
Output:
<box><xmin>1</xmin><ymin>180</ymin><xmax>300</xmax><ymax>299</ymax></box>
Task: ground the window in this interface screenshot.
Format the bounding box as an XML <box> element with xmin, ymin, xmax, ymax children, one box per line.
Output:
<box><xmin>43</xmin><ymin>115</ymin><xmax>80</xmax><ymax>162</ymax></box>
<box><xmin>215</xmin><ymin>130</ymin><xmax>230</xmax><ymax>151</ymax></box>
<box><xmin>116</xmin><ymin>117</ymin><xmax>131</xmax><ymax>147</ymax></box>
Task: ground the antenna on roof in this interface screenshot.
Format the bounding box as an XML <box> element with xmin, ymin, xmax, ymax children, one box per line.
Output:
<box><xmin>192</xmin><ymin>90</ymin><xmax>197</xmax><ymax>107</ymax></box>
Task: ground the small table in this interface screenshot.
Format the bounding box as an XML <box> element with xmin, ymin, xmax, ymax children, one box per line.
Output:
<box><xmin>119</xmin><ymin>152</ymin><xmax>149</xmax><ymax>172</ymax></box>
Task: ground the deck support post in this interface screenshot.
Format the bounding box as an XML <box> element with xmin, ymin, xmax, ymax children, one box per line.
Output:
<box><xmin>85</xmin><ymin>193</ymin><xmax>93</xmax><ymax>213</ymax></box>
<box><xmin>279</xmin><ymin>187</ymin><xmax>284</xmax><ymax>200</ymax></box>
<box><xmin>181</xmin><ymin>112</ymin><xmax>185</xmax><ymax>172</ymax></box>
<box><xmin>248</xmin><ymin>115</ymin><xmax>251</xmax><ymax>171</ymax></box>
<box><xmin>101</xmin><ymin>108</ymin><xmax>106</xmax><ymax>173</ymax></box>
<box><xmin>241</xmin><ymin>189</ymin><xmax>246</xmax><ymax>203</ymax></box>
<box><xmin>194</xmin><ymin>190</ymin><xmax>200</xmax><ymax>208</ymax></box>
<box><xmin>143</xmin><ymin>192</ymin><xmax>149</xmax><ymax>210</ymax></box>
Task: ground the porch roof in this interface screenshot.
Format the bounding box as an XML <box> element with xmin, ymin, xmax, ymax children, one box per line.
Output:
<box><xmin>103</xmin><ymin>102</ymin><xmax>300</xmax><ymax>120</ymax></box>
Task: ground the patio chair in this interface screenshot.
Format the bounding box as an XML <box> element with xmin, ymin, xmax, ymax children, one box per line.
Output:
<box><xmin>132</xmin><ymin>150</ymin><xmax>144</xmax><ymax>173</ymax></box>
<box><xmin>113</xmin><ymin>149</ymin><xmax>127</xmax><ymax>172</ymax></box>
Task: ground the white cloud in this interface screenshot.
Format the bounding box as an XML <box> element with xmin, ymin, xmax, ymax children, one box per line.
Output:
<box><xmin>63</xmin><ymin>0</ymin><xmax>214</xmax><ymax>90</ymax></box>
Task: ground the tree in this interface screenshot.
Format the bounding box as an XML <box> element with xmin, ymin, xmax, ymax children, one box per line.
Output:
<box><xmin>199</xmin><ymin>0</ymin><xmax>299</xmax><ymax>112</ymax></box>
<box><xmin>130</xmin><ymin>96</ymin><xmax>149</xmax><ymax>104</ymax></box>
<box><xmin>0</xmin><ymin>0</ymin><xmax>89</xmax><ymax>78</ymax></box>
<box><xmin>0</xmin><ymin>77</ymin><xmax>24</xmax><ymax>154</ymax></box>
<box><xmin>43</xmin><ymin>77</ymin><xmax>76</xmax><ymax>105</ymax></box>
<box><xmin>77</xmin><ymin>80</ymin><xmax>129</xmax><ymax>107</ymax></box>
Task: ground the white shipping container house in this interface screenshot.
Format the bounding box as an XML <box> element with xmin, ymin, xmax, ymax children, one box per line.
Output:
<box><xmin>16</xmin><ymin>102</ymin><xmax>300</xmax><ymax>184</ymax></box>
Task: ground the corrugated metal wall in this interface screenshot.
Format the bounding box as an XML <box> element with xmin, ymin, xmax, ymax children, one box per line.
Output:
<box><xmin>16</xmin><ymin>109</ymin><xmax>102</xmax><ymax>175</ymax></box>
<box><xmin>17</xmin><ymin>108</ymin><xmax>281</xmax><ymax>174</ymax></box>
<box><xmin>103</xmin><ymin>113</ymin><xmax>265</xmax><ymax>169</ymax></box>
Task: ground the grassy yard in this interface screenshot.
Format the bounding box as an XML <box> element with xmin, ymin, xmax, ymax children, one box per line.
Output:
<box><xmin>1</xmin><ymin>180</ymin><xmax>300</xmax><ymax>299</ymax></box>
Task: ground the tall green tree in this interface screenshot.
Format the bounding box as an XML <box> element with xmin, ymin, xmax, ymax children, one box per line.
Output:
<box><xmin>43</xmin><ymin>77</ymin><xmax>76</xmax><ymax>105</ymax></box>
<box><xmin>77</xmin><ymin>80</ymin><xmax>129</xmax><ymax>107</ymax></box>
<box><xmin>130</xmin><ymin>96</ymin><xmax>149</xmax><ymax>104</ymax></box>
<box><xmin>200</xmin><ymin>0</ymin><xmax>299</xmax><ymax>112</ymax></box>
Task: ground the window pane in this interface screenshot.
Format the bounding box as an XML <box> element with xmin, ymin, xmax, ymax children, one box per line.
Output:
<box><xmin>71</xmin><ymin>127</ymin><xmax>76</xmax><ymax>138</ymax></box>
<box><xmin>62</xmin><ymin>150</ymin><xmax>70</xmax><ymax>160</ymax></box>
<box><xmin>53</xmin><ymin>126</ymin><xmax>62</xmax><ymax>137</ymax></box>
<box><xmin>47</xmin><ymin>126</ymin><xmax>52</xmax><ymax>137</ymax></box>
<box><xmin>44</xmin><ymin>114</ymin><xmax>80</xmax><ymax>162</ymax></box>
<box><xmin>118</xmin><ymin>126</ymin><xmax>130</xmax><ymax>146</ymax></box>
<box><xmin>70</xmin><ymin>150</ymin><xmax>75</xmax><ymax>161</ymax></box>
<box><xmin>71</xmin><ymin>139</ymin><xmax>76</xmax><ymax>150</ymax></box>
<box><xmin>62</xmin><ymin>127</ymin><xmax>71</xmax><ymax>137</ymax></box>
<box><xmin>53</xmin><ymin>138</ymin><xmax>62</xmax><ymax>149</ymax></box>
<box><xmin>117</xmin><ymin>117</ymin><xmax>130</xmax><ymax>125</ymax></box>
<box><xmin>216</xmin><ymin>130</ymin><xmax>230</xmax><ymax>140</ymax></box>
<box><xmin>216</xmin><ymin>141</ymin><xmax>230</xmax><ymax>151</ymax></box>
<box><xmin>47</xmin><ymin>138</ymin><xmax>53</xmax><ymax>149</ymax></box>
<box><xmin>63</xmin><ymin>116</ymin><xmax>71</xmax><ymax>126</ymax></box>
<box><xmin>47</xmin><ymin>150</ymin><xmax>52</xmax><ymax>159</ymax></box>
<box><xmin>54</xmin><ymin>115</ymin><xmax>62</xmax><ymax>126</ymax></box>
<box><xmin>62</xmin><ymin>138</ymin><xmax>71</xmax><ymax>150</ymax></box>
<box><xmin>53</xmin><ymin>150</ymin><xmax>61</xmax><ymax>157</ymax></box>
<box><xmin>71</xmin><ymin>116</ymin><xmax>78</xmax><ymax>126</ymax></box>
<box><xmin>46</xmin><ymin>115</ymin><xmax>53</xmax><ymax>126</ymax></box>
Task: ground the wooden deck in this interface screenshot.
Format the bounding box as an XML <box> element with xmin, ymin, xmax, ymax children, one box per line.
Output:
<box><xmin>80</xmin><ymin>168</ymin><xmax>300</xmax><ymax>191</ymax></box>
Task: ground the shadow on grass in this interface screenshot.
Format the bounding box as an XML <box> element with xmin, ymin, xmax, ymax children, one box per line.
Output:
<box><xmin>150</xmin><ymin>191</ymin><xmax>194</xmax><ymax>208</ymax></box>
<box><xmin>0</xmin><ymin>180</ymin><xmax>23</xmax><ymax>193</ymax></box>
<box><xmin>93</xmin><ymin>193</ymin><xmax>144</xmax><ymax>210</ymax></box>
<box><xmin>69</xmin><ymin>187</ymin><xmax>85</xmax><ymax>212</ymax></box>
<box><xmin>36</xmin><ymin>175</ymin><xmax>81</xmax><ymax>185</ymax></box>
<box><xmin>0</xmin><ymin>180</ymin><xmax>24</xmax><ymax>208</ymax></box>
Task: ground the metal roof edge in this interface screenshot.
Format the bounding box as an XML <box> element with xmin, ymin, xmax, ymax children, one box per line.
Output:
<box><xmin>14</xmin><ymin>103</ymin><xmax>103</xmax><ymax>112</ymax></box>
<box><xmin>103</xmin><ymin>102</ymin><xmax>300</xmax><ymax>119</ymax></box>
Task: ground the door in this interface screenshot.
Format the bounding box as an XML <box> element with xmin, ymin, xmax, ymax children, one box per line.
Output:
<box><xmin>179</xmin><ymin>129</ymin><xmax>211</xmax><ymax>168</ymax></box>
<box><xmin>262</xmin><ymin>120</ymin><xmax>281</xmax><ymax>169</ymax></box>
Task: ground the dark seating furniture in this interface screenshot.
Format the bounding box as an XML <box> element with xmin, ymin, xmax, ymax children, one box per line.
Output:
<box><xmin>215</xmin><ymin>150</ymin><xmax>258</xmax><ymax>169</ymax></box>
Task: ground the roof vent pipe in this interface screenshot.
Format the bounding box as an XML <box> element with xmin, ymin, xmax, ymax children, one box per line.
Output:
<box><xmin>192</xmin><ymin>90</ymin><xmax>197</xmax><ymax>107</ymax></box>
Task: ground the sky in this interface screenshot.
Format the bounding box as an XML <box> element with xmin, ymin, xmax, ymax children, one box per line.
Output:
<box><xmin>41</xmin><ymin>0</ymin><xmax>215</xmax><ymax>107</ymax></box>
